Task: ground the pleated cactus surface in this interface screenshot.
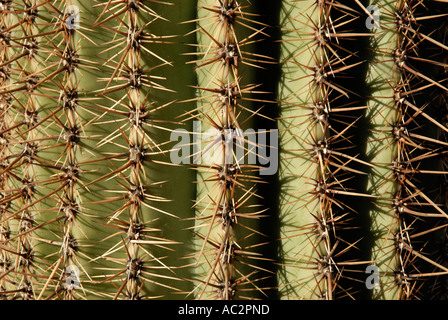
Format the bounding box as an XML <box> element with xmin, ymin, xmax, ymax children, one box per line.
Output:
<box><xmin>1</xmin><ymin>0</ymin><xmax>448</xmax><ymax>300</ymax></box>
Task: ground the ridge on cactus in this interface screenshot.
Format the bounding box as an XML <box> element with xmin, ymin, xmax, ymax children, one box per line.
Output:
<box><xmin>0</xmin><ymin>0</ymin><xmax>447</xmax><ymax>300</ymax></box>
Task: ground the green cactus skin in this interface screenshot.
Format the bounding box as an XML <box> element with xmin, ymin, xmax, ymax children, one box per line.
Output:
<box><xmin>84</xmin><ymin>0</ymin><xmax>183</xmax><ymax>300</ymax></box>
<box><xmin>365</xmin><ymin>0</ymin><xmax>401</xmax><ymax>300</ymax></box>
<box><xmin>277</xmin><ymin>0</ymin><xmax>328</xmax><ymax>299</ymax></box>
<box><xmin>186</xmin><ymin>0</ymin><xmax>276</xmax><ymax>300</ymax></box>
<box><xmin>75</xmin><ymin>0</ymin><xmax>199</xmax><ymax>299</ymax></box>
<box><xmin>1</xmin><ymin>0</ymin><xmax>448</xmax><ymax>301</ymax></box>
<box><xmin>0</xmin><ymin>0</ymin><xmax>198</xmax><ymax>300</ymax></box>
<box><xmin>365</xmin><ymin>0</ymin><xmax>448</xmax><ymax>299</ymax></box>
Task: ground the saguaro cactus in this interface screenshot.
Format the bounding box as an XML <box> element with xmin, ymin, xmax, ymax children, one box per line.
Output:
<box><xmin>0</xmin><ymin>0</ymin><xmax>448</xmax><ymax>300</ymax></box>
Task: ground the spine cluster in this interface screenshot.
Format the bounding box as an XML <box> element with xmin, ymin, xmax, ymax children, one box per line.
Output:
<box><xmin>1</xmin><ymin>0</ymin><xmax>49</xmax><ymax>299</ymax></box>
<box><xmin>187</xmin><ymin>0</ymin><xmax>273</xmax><ymax>299</ymax></box>
<box><xmin>91</xmin><ymin>0</ymin><xmax>178</xmax><ymax>299</ymax></box>
<box><xmin>278</xmin><ymin>0</ymin><xmax>370</xmax><ymax>299</ymax></box>
<box><xmin>437</xmin><ymin>1</ymin><xmax>448</xmax><ymax>299</ymax></box>
<box><xmin>368</xmin><ymin>0</ymin><xmax>448</xmax><ymax>299</ymax></box>
<box><xmin>46</xmin><ymin>1</ymin><xmax>85</xmax><ymax>299</ymax></box>
<box><xmin>0</xmin><ymin>0</ymin><xmax>447</xmax><ymax>301</ymax></box>
<box><xmin>0</xmin><ymin>0</ymin><xmax>14</xmax><ymax>299</ymax></box>
<box><xmin>0</xmin><ymin>0</ymin><xmax>93</xmax><ymax>299</ymax></box>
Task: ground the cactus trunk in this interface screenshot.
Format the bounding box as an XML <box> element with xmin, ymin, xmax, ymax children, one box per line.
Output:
<box><xmin>1</xmin><ymin>0</ymin><xmax>448</xmax><ymax>301</ymax></box>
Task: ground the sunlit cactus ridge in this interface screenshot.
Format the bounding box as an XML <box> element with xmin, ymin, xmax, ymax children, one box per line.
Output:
<box><xmin>0</xmin><ymin>0</ymin><xmax>447</xmax><ymax>300</ymax></box>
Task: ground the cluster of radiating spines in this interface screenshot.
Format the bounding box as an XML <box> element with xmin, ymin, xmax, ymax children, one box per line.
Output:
<box><xmin>183</xmin><ymin>0</ymin><xmax>275</xmax><ymax>300</ymax></box>
<box><xmin>0</xmin><ymin>0</ymin><xmax>47</xmax><ymax>299</ymax></box>
<box><xmin>280</xmin><ymin>1</ymin><xmax>372</xmax><ymax>299</ymax></box>
<box><xmin>89</xmin><ymin>0</ymin><xmax>180</xmax><ymax>299</ymax></box>
<box><xmin>439</xmin><ymin>1</ymin><xmax>448</xmax><ymax>299</ymax></box>
<box><xmin>426</xmin><ymin>0</ymin><xmax>448</xmax><ymax>299</ymax></box>
<box><xmin>0</xmin><ymin>0</ymin><xmax>13</xmax><ymax>300</ymax></box>
<box><xmin>39</xmin><ymin>1</ymin><xmax>95</xmax><ymax>299</ymax></box>
<box><xmin>370</xmin><ymin>0</ymin><xmax>448</xmax><ymax>299</ymax></box>
<box><xmin>0</xmin><ymin>0</ymin><xmax>93</xmax><ymax>299</ymax></box>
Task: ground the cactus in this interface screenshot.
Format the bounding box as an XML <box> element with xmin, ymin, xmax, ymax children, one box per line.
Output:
<box><xmin>0</xmin><ymin>0</ymin><xmax>448</xmax><ymax>301</ymax></box>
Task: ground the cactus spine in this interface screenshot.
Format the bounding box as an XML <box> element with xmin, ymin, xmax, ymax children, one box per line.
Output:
<box><xmin>278</xmin><ymin>0</ymin><xmax>373</xmax><ymax>299</ymax></box>
<box><xmin>363</xmin><ymin>0</ymin><xmax>448</xmax><ymax>299</ymax></box>
<box><xmin>0</xmin><ymin>0</ymin><xmax>448</xmax><ymax>301</ymax></box>
<box><xmin>186</xmin><ymin>0</ymin><xmax>275</xmax><ymax>299</ymax></box>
